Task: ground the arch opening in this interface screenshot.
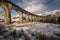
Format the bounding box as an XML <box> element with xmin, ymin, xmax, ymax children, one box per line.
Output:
<box><xmin>11</xmin><ymin>9</ymin><xmax>19</xmax><ymax>24</ymax></box>
<box><xmin>0</xmin><ymin>7</ymin><xmax>4</xmax><ymax>23</ymax></box>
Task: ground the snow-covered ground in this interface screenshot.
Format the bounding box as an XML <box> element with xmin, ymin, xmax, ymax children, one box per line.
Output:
<box><xmin>12</xmin><ymin>22</ymin><xmax>60</xmax><ymax>40</ymax></box>
<box><xmin>0</xmin><ymin>22</ymin><xmax>60</xmax><ymax>40</ymax></box>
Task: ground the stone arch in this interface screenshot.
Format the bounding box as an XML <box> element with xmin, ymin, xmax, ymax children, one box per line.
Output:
<box><xmin>11</xmin><ymin>9</ymin><xmax>19</xmax><ymax>24</ymax></box>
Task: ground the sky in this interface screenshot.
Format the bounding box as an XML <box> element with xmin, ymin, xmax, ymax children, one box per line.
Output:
<box><xmin>0</xmin><ymin>0</ymin><xmax>60</xmax><ymax>16</ymax></box>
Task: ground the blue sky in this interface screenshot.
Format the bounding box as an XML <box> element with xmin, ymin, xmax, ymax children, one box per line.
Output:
<box><xmin>0</xmin><ymin>0</ymin><xmax>60</xmax><ymax>16</ymax></box>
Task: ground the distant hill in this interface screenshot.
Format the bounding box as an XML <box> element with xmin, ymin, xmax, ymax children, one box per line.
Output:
<box><xmin>45</xmin><ymin>10</ymin><xmax>60</xmax><ymax>17</ymax></box>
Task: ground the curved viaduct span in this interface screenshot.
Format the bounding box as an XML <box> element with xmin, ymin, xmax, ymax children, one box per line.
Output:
<box><xmin>0</xmin><ymin>0</ymin><xmax>41</xmax><ymax>25</ymax></box>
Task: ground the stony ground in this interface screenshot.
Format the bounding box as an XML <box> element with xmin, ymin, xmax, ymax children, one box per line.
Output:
<box><xmin>0</xmin><ymin>22</ymin><xmax>60</xmax><ymax>40</ymax></box>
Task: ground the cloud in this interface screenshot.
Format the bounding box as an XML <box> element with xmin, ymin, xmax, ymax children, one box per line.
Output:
<box><xmin>36</xmin><ymin>14</ymin><xmax>42</xmax><ymax>16</ymax></box>
<box><xmin>23</xmin><ymin>0</ymin><xmax>49</xmax><ymax>6</ymax></box>
<box><xmin>9</xmin><ymin>0</ymin><xmax>60</xmax><ymax>15</ymax></box>
<box><xmin>23</xmin><ymin>0</ymin><xmax>48</xmax><ymax>14</ymax></box>
<box><xmin>45</xmin><ymin>9</ymin><xmax>60</xmax><ymax>17</ymax></box>
<box><xmin>12</xmin><ymin>15</ymin><xmax>19</xmax><ymax>17</ymax></box>
<box><xmin>25</xmin><ymin>4</ymin><xmax>47</xmax><ymax>14</ymax></box>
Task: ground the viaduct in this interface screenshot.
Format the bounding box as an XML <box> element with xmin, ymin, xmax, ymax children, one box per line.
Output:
<box><xmin>0</xmin><ymin>0</ymin><xmax>42</xmax><ymax>25</ymax></box>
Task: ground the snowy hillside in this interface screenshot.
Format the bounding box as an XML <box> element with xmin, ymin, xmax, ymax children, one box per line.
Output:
<box><xmin>45</xmin><ymin>10</ymin><xmax>60</xmax><ymax>17</ymax></box>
